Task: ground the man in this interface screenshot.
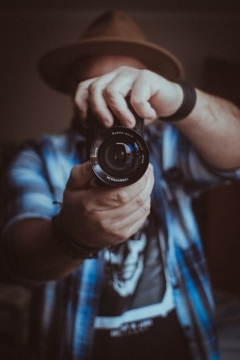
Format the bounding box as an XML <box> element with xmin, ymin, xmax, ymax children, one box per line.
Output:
<box><xmin>2</xmin><ymin>10</ymin><xmax>240</xmax><ymax>360</ymax></box>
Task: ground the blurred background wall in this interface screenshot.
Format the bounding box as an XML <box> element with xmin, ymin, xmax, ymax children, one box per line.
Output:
<box><xmin>0</xmin><ymin>2</ymin><xmax>240</xmax><ymax>358</ymax></box>
<box><xmin>1</xmin><ymin>0</ymin><xmax>240</xmax><ymax>294</ymax></box>
<box><xmin>0</xmin><ymin>1</ymin><xmax>240</xmax><ymax>143</ymax></box>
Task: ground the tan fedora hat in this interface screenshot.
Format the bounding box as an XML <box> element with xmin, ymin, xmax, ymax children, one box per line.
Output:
<box><xmin>39</xmin><ymin>10</ymin><xmax>184</xmax><ymax>94</ymax></box>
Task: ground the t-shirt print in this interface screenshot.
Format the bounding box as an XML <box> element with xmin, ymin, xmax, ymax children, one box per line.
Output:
<box><xmin>91</xmin><ymin>213</ymin><xmax>189</xmax><ymax>360</ymax></box>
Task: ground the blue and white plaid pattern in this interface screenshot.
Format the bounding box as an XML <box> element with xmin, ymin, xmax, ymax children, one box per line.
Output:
<box><xmin>3</xmin><ymin>122</ymin><xmax>240</xmax><ymax>359</ymax></box>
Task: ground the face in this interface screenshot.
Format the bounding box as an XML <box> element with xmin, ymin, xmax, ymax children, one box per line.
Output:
<box><xmin>72</xmin><ymin>54</ymin><xmax>146</xmax><ymax>85</ymax></box>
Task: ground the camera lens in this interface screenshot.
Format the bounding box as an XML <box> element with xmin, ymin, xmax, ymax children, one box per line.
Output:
<box><xmin>89</xmin><ymin>126</ymin><xmax>149</xmax><ymax>186</ymax></box>
<box><xmin>99</xmin><ymin>137</ymin><xmax>138</xmax><ymax>176</ymax></box>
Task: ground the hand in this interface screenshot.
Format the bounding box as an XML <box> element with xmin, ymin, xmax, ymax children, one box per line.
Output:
<box><xmin>74</xmin><ymin>66</ymin><xmax>183</xmax><ymax>128</ymax></box>
<box><xmin>60</xmin><ymin>161</ymin><xmax>154</xmax><ymax>248</ymax></box>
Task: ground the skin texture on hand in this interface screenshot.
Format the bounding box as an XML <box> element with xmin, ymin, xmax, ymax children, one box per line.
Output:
<box><xmin>6</xmin><ymin>54</ymin><xmax>240</xmax><ymax>282</ymax></box>
<box><xmin>8</xmin><ymin>161</ymin><xmax>154</xmax><ymax>281</ymax></box>
<box><xmin>74</xmin><ymin>64</ymin><xmax>183</xmax><ymax>128</ymax></box>
<box><xmin>61</xmin><ymin>161</ymin><xmax>155</xmax><ymax>248</ymax></box>
<box><xmin>74</xmin><ymin>55</ymin><xmax>240</xmax><ymax>169</ymax></box>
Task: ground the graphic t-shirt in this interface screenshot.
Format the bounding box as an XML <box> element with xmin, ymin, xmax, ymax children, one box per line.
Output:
<box><xmin>91</xmin><ymin>213</ymin><xmax>190</xmax><ymax>360</ymax></box>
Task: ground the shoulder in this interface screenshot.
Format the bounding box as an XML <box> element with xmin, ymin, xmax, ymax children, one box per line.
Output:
<box><xmin>15</xmin><ymin>128</ymin><xmax>83</xmax><ymax>161</ymax></box>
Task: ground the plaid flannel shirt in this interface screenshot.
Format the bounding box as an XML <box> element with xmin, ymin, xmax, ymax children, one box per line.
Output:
<box><xmin>3</xmin><ymin>121</ymin><xmax>240</xmax><ymax>360</ymax></box>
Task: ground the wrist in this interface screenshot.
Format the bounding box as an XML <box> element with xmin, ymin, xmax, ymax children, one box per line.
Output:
<box><xmin>51</xmin><ymin>211</ymin><xmax>103</xmax><ymax>259</ymax></box>
<box><xmin>160</xmin><ymin>79</ymin><xmax>197</xmax><ymax>122</ymax></box>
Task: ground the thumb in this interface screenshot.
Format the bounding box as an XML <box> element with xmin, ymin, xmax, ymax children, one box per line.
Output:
<box><xmin>66</xmin><ymin>161</ymin><xmax>94</xmax><ymax>189</ymax></box>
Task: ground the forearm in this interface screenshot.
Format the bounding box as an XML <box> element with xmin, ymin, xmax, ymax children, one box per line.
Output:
<box><xmin>174</xmin><ymin>89</ymin><xmax>240</xmax><ymax>169</ymax></box>
<box><xmin>74</xmin><ymin>67</ymin><xmax>240</xmax><ymax>170</ymax></box>
<box><xmin>6</xmin><ymin>219</ymin><xmax>84</xmax><ymax>282</ymax></box>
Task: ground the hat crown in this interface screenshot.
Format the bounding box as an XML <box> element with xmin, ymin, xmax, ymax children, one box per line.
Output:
<box><xmin>39</xmin><ymin>10</ymin><xmax>183</xmax><ymax>93</ymax></box>
<box><xmin>80</xmin><ymin>10</ymin><xmax>146</xmax><ymax>42</ymax></box>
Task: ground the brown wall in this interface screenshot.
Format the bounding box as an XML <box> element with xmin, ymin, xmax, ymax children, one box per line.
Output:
<box><xmin>0</xmin><ymin>11</ymin><xmax>240</xmax><ymax>143</ymax></box>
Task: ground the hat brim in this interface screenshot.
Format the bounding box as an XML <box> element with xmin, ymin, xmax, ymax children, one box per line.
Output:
<box><xmin>39</xmin><ymin>38</ymin><xmax>184</xmax><ymax>94</ymax></box>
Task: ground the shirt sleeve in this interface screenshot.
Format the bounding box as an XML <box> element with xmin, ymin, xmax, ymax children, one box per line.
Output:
<box><xmin>2</xmin><ymin>140</ymin><xmax>60</xmax><ymax>237</ymax></box>
<box><xmin>0</xmin><ymin>132</ymin><xmax>81</xmax><ymax>285</ymax></box>
<box><xmin>161</xmin><ymin>124</ymin><xmax>240</xmax><ymax>196</ymax></box>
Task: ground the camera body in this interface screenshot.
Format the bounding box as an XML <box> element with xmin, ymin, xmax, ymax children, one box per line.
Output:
<box><xmin>86</xmin><ymin>104</ymin><xmax>149</xmax><ymax>187</ymax></box>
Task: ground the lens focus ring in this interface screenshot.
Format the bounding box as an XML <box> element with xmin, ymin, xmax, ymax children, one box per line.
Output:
<box><xmin>89</xmin><ymin>126</ymin><xmax>149</xmax><ymax>187</ymax></box>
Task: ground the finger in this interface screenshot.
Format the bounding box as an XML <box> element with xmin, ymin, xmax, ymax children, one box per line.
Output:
<box><xmin>87</xmin><ymin>163</ymin><xmax>154</xmax><ymax>211</ymax></box>
<box><xmin>103</xmin><ymin>201</ymin><xmax>151</xmax><ymax>243</ymax></box>
<box><xmin>119</xmin><ymin>163</ymin><xmax>154</xmax><ymax>206</ymax></box>
<box><xmin>102</xmin><ymin>74</ymin><xmax>137</xmax><ymax>127</ymax></box>
<box><xmin>66</xmin><ymin>162</ymin><xmax>94</xmax><ymax>190</ymax></box>
<box><xmin>130</xmin><ymin>73</ymin><xmax>158</xmax><ymax>120</ymax></box>
<box><xmin>110</xmin><ymin>164</ymin><xmax>154</xmax><ymax>215</ymax></box>
<box><xmin>87</xmin><ymin>73</ymin><xmax>119</xmax><ymax>127</ymax></box>
<box><xmin>130</xmin><ymin>93</ymin><xmax>157</xmax><ymax>121</ymax></box>
<box><xmin>107</xmin><ymin>196</ymin><xmax>151</xmax><ymax>226</ymax></box>
<box><xmin>74</xmin><ymin>78</ymin><xmax>96</xmax><ymax>122</ymax></box>
<box><xmin>123</xmin><ymin>202</ymin><xmax>151</xmax><ymax>238</ymax></box>
<box><xmin>88</xmin><ymin>67</ymin><xmax>142</xmax><ymax>127</ymax></box>
<box><xmin>133</xmin><ymin>164</ymin><xmax>154</xmax><ymax>208</ymax></box>
<box><xmin>103</xmin><ymin>90</ymin><xmax>136</xmax><ymax>127</ymax></box>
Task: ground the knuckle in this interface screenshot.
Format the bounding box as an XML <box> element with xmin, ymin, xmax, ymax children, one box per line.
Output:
<box><xmin>108</xmin><ymin>188</ymin><xmax>131</xmax><ymax>206</ymax></box>
<box><xmin>139</xmin><ymin>198</ymin><xmax>151</xmax><ymax>215</ymax></box>
<box><xmin>130</xmin><ymin>99</ymin><xmax>145</xmax><ymax>111</ymax></box>
<box><xmin>98</xmin><ymin>217</ymin><xmax>111</xmax><ymax>232</ymax></box>
<box><xmin>110</xmin><ymin>222</ymin><xmax>123</xmax><ymax>238</ymax></box>
<box><xmin>88</xmin><ymin>81</ymin><xmax>99</xmax><ymax>93</ymax></box>
<box><xmin>83</xmin><ymin>205</ymin><xmax>110</xmax><ymax>231</ymax></box>
<box><xmin>68</xmin><ymin>166</ymin><xmax>78</xmax><ymax>184</ymax></box>
<box><xmin>104</xmin><ymin>84</ymin><xmax>114</xmax><ymax>94</ymax></box>
<box><xmin>116</xmin><ymin>189</ymin><xmax>131</xmax><ymax>205</ymax></box>
<box><xmin>136</xmin><ymin>193</ymin><xmax>146</xmax><ymax>207</ymax></box>
<box><xmin>78</xmin><ymin>78</ymin><xmax>91</xmax><ymax>87</ymax></box>
<box><xmin>75</xmin><ymin>81</ymin><xmax>83</xmax><ymax>94</ymax></box>
<box><xmin>140</xmin><ymin>69</ymin><xmax>152</xmax><ymax>79</ymax></box>
<box><xmin>103</xmin><ymin>86</ymin><xmax>118</xmax><ymax>100</ymax></box>
<box><xmin>143</xmin><ymin>201</ymin><xmax>151</xmax><ymax>215</ymax></box>
<box><xmin>83</xmin><ymin>201</ymin><xmax>95</xmax><ymax>217</ymax></box>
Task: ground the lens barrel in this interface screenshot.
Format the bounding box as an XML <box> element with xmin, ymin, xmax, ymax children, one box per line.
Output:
<box><xmin>89</xmin><ymin>126</ymin><xmax>149</xmax><ymax>187</ymax></box>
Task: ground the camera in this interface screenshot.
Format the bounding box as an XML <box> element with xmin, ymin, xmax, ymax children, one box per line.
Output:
<box><xmin>86</xmin><ymin>100</ymin><xmax>149</xmax><ymax>187</ymax></box>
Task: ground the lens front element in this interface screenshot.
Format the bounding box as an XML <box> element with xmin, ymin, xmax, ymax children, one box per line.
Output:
<box><xmin>89</xmin><ymin>127</ymin><xmax>149</xmax><ymax>186</ymax></box>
